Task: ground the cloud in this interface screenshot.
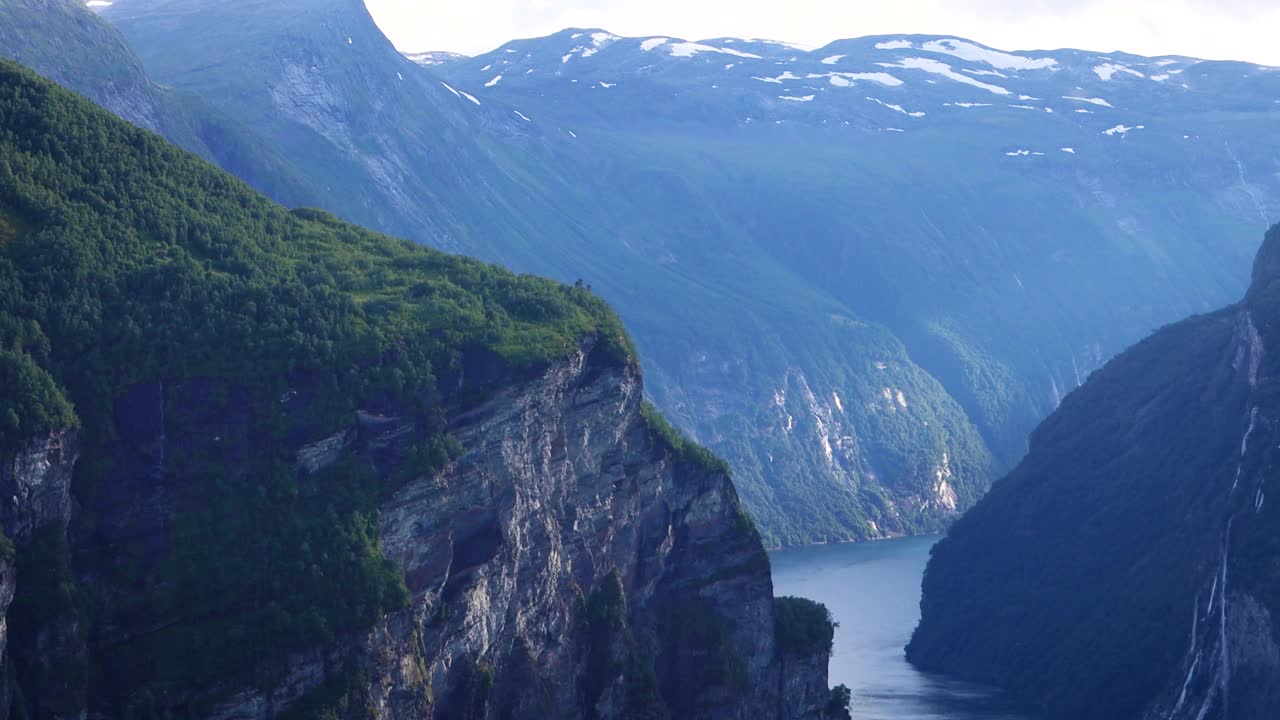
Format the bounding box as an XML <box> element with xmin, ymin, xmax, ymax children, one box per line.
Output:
<box><xmin>364</xmin><ymin>0</ymin><xmax>1280</xmax><ymax>65</ymax></box>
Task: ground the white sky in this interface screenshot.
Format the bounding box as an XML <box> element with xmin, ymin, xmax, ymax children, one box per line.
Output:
<box><xmin>363</xmin><ymin>0</ymin><xmax>1280</xmax><ymax>65</ymax></box>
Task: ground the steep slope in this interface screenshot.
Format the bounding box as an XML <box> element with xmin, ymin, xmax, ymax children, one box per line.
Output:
<box><xmin>907</xmin><ymin>225</ymin><xmax>1280</xmax><ymax>719</ymax></box>
<box><xmin>102</xmin><ymin>2</ymin><xmax>1280</xmax><ymax>546</ymax></box>
<box><xmin>0</xmin><ymin>60</ymin><xmax>834</xmax><ymax>720</ymax></box>
<box><xmin>97</xmin><ymin>0</ymin><xmax>997</xmax><ymax>546</ymax></box>
<box><xmin>0</xmin><ymin>0</ymin><xmax>317</xmax><ymax>207</ymax></box>
<box><xmin>444</xmin><ymin>29</ymin><xmax>1280</xmax><ymax>462</ymax></box>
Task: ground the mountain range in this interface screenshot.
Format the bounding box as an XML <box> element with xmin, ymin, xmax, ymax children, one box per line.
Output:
<box><xmin>7</xmin><ymin>0</ymin><xmax>1271</xmax><ymax>548</ymax></box>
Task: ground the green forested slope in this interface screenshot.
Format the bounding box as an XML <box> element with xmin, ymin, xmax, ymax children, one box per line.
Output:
<box><xmin>0</xmin><ymin>58</ymin><xmax>630</xmax><ymax>705</ymax></box>
<box><xmin>0</xmin><ymin>0</ymin><xmax>319</xmax><ymax>207</ymax></box>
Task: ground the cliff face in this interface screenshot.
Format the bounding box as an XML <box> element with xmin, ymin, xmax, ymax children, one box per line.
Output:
<box><xmin>0</xmin><ymin>61</ymin><xmax>830</xmax><ymax>720</ymax></box>
<box><xmin>0</xmin><ymin>431</ymin><xmax>80</xmax><ymax>720</ymax></box>
<box><xmin>908</xmin><ymin>225</ymin><xmax>1280</xmax><ymax>720</ymax></box>
<box><xmin>5</xmin><ymin>342</ymin><xmax>829</xmax><ymax>720</ymax></box>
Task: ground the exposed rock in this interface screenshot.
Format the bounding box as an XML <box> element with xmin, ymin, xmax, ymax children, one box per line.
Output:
<box><xmin>7</xmin><ymin>342</ymin><xmax>829</xmax><ymax>719</ymax></box>
<box><xmin>0</xmin><ymin>430</ymin><xmax>78</xmax><ymax>542</ymax></box>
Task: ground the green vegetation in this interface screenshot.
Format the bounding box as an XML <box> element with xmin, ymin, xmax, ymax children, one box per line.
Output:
<box><xmin>448</xmin><ymin>662</ymin><xmax>493</xmax><ymax>720</ymax></box>
<box><xmin>659</xmin><ymin>598</ymin><xmax>747</xmax><ymax>694</ymax></box>
<box><xmin>825</xmin><ymin>685</ymin><xmax>852</xmax><ymax>720</ymax></box>
<box><xmin>640</xmin><ymin>401</ymin><xmax>731</xmax><ymax>476</ymax></box>
<box><xmin>773</xmin><ymin>596</ymin><xmax>836</xmax><ymax>655</ymax></box>
<box><xmin>580</xmin><ymin>574</ymin><xmax>664</xmax><ymax>720</ymax></box>
<box><xmin>100</xmin><ymin>0</ymin><xmax>1007</xmax><ymax>549</ymax></box>
<box><xmin>276</xmin><ymin>669</ymin><xmax>370</xmax><ymax>720</ymax></box>
<box><xmin>8</xmin><ymin>524</ymin><xmax>88</xmax><ymax>715</ymax></box>
<box><xmin>0</xmin><ymin>349</ymin><xmax>77</xmax><ymax>451</ymax></box>
<box><xmin>0</xmin><ymin>58</ymin><xmax>633</xmax><ymax>706</ymax></box>
<box><xmin>9</xmin><ymin>524</ymin><xmax>79</xmax><ymax>631</ymax></box>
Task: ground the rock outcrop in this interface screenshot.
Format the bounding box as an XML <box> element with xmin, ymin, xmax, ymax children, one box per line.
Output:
<box><xmin>5</xmin><ymin>342</ymin><xmax>830</xmax><ymax>720</ymax></box>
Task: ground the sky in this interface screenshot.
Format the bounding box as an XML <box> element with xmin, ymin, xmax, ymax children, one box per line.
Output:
<box><xmin>363</xmin><ymin>0</ymin><xmax>1280</xmax><ymax>65</ymax></box>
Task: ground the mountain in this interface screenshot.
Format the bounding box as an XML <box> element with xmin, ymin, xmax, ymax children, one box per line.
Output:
<box><xmin>907</xmin><ymin>224</ymin><xmax>1280</xmax><ymax>719</ymax></box>
<box><xmin>91</xmin><ymin>0</ymin><xmax>995</xmax><ymax>547</ymax></box>
<box><xmin>0</xmin><ymin>60</ymin><xmax>836</xmax><ymax>719</ymax></box>
<box><xmin>91</xmin><ymin>1</ymin><xmax>1279</xmax><ymax>546</ymax></box>
<box><xmin>0</xmin><ymin>0</ymin><xmax>318</xmax><ymax>207</ymax></box>
<box><xmin>440</xmin><ymin>28</ymin><xmax>1280</xmax><ymax>455</ymax></box>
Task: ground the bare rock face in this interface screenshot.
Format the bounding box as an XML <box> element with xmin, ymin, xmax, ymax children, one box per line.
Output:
<box><xmin>0</xmin><ymin>430</ymin><xmax>78</xmax><ymax>542</ymax></box>
<box><xmin>0</xmin><ymin>430</ymin><xmax>80</xmax><ymax>720</ymax></box>
<box><xmin>198</xmin><ymin>341</ymin><xmax>830</xmax><ymax>720</ymax></box>
<box><xmin>4</xmin><ymin>341</ymin><xmax>830</xmax><ymax>720</ymax></box>
<box><xmin>368</xmin><ymin>342</ymin><xmax>803</xmax><ymax>719</ymax></box>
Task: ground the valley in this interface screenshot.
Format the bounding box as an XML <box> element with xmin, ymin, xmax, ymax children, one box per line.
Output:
<box><xmin>82</xmin><ymin>0</ymin><xmax>1280</xmax><ymax>546</ymax></box>
<box><xmin>0</xmin><ymin>0</ymin><xmax>1276</xmax><ymax>717</ymax></box>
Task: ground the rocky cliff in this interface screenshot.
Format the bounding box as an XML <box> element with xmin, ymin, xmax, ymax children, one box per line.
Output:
<box><xmin>908</xmin><ymin>225</ymin><xmax>1280</xmax><ymax>720</ymax></box>
<box><xmin>0</xmin><ymin>59</ymin><xmax>832</xmax><ymax>719</ymax></box>
<box><xmin>5</xmin><ymin>341</ymin><xmax>831</xmax><ymax>720</ymax></box>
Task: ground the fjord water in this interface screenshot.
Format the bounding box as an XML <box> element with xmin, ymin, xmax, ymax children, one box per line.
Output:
<box><xmin>770</xmin><ymin>536</ymin><xmax>1034</xmax><ymax>720</ymax></box>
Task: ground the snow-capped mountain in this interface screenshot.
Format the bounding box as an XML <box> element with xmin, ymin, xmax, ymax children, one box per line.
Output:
<box><xmin>424</xmin><ymin>30</ymin><xmax>1279</xmax><ymax>544</ymax></box>
<box><xmin>437</xmin><ymin>29</ymin><xmax>1278</xmax><ymax>154</ymax></box>
<box><xmin>69</xmin><ymin>0</ymin><xmax>1280</xmax><ymax>547</ymax></box>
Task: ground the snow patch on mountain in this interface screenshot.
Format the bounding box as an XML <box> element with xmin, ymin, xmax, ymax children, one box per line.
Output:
<box><xmin>754</xmin><ymin>71</ymin><xmax>803</xmax><ymax>84</ymax></box>
<box><xmin>810</xmin><ymin>71</ymin><xmax>903</xmax><ymax>87</ymax></box>
<box><xmin>821</xmin><ymin>54</ymin><xmax>846</xmax><ymax>65</ymax></box>
<box><xmin>669</xmin><ymin>42</ymin><xmax>763</xmax><ymax>59</ymax></box>
<box><xmin>867</xmin><ymin>97</ymin><xmax>925</xmax><ymax>117</ymax></box>
<box><xmin>780</xmin><ymin>94</ymin><xmax>816</xmax><ymax>102</ymax></box>
<box><xmin>883</xmin><ymin>57</ymin><xmax>1011</xmax><ymax>95</ymax></box>
<box><xmin>1094</xmin><ymin>63</ymin><xmax>1145</xmax><ymax>80</ymax></box>
<box><xmin>1064</xmin><ymin>96</ymin><xmax>1113</xmax><ymax>107</ymax></box>
<box><xmin>756</xmin><ymin>39</ymin><xmax>815</xmax><ymax>52</ymax></box>
<box><xmin>1103</xmin><ymin>124</ymin><xmax>1144</xmax><ymax>136</ymax></box>
<box><xmin>485</xmin><ymin>75</ymin><xmax>502</xmax><ymax>87</ymax></box>
<box><xmin>440</xmin><ymin>82</ymin><xmax>481</xmax><ymax>105</ymax></box>
<box><xmin>920</xmin><ymin>39</ymin><xmax>1057</xmax><ymax>70</ymax></box>
<box><xmin>641</xmin><ymin>37</ymin><xmax>669</xmax><ymax>52</ymax></box>
<box><xmin>875</xmin><ymin>40</ymin><xmax>914</xmax><ymax>50</ymax></box>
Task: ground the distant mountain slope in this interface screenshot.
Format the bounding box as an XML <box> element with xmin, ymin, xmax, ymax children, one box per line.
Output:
<box><xmin>443</xmin><ymin>28</ymin><xmax>1280</xmax><ymax>456</ymax></box>
<box><xmin>0</xmin><ymin>58</ymin><xmax>832</xmax><ymax>720</ymax></box>
<box><xmin>98</xmin><ymin>0</ymin><xmax>998</xmax><ymax>546</ymax></box>
<box><xmin>907</xmin><ymin>225</ymin><xmax>1280</xmax><ymax>719</ymax></box>
<box><xmin>0</xmin><ymin>0</ymin><xmax>317</xmax><ymax>206</ymax></box>
<box><xmin>94</xmin><ymin>1</ymin><xmax>1279</xmax><ymax>545</ymax></box>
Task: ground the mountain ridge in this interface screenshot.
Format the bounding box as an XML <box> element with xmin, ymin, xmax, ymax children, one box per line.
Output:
<box><xmin>0</xmin><ymin>56</ymin><xmax>835</xmax><ymax>720</ymax></box>
<box><xmin>81</xmin><ymin>0</ymin><xmax>1280</xmax><ymax>547</ymax></box>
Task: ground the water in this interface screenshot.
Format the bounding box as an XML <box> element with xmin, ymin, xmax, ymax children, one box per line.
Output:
<box><xmin>770</xmin><ymin>535</ymin><xmax>1035</xmax><ymax>720</ymax></box>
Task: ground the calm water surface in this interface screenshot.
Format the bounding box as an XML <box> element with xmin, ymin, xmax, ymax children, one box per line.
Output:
<box><xmin>770</xmin><ymin>535</ymin><xmax>1034</xmax><ymax>720</ymax></box>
